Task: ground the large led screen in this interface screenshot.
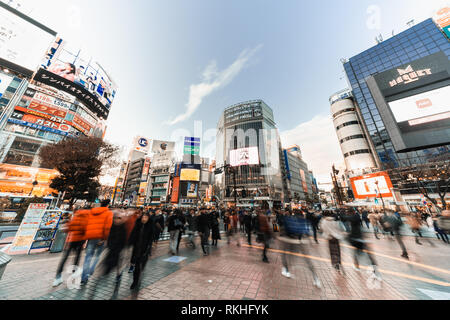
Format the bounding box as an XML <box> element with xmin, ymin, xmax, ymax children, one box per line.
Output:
<box><xmin>0</xmin><ymin>3</ymin><xmax>55</xmax><ymax>72</ymax></box>
<box><xmin>230</xmin><ymin>147</ymin><xmax>259</xmax><ymax>167</ymax></box>
<box><xmin>388</xmin><ymin>86</ymin><xmax>450</xmax><ymax>126</ymax></box>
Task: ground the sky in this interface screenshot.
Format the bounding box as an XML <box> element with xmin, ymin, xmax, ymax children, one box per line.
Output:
<box><xmin>7</xmin><ymin>0</ymin><xmax>449</xmax><ymax>186</ymax></box>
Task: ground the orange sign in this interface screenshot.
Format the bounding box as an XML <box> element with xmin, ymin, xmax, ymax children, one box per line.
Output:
<box><xmin>29</xmin><ymin>101</ymin><xmax>67</xmax><ymax>118</ymax></box>
<box><xmin>171</xmin><ymin>177</ymin><xmax>180</xmax><ymax>204</ymax></box>
<box><xmin>350</xmin><ymin>172</ymin><xmax>393</xmax><ymax>199</ymax></box>
<box><xmin>435</xmin><ymin>7</ymin><xmax>450</xmax><ymax>28</ymax></box>
<box><xmin>73</xmin><ymin>115</ymin><xmax>93</xmax><ymax>132</ymax></box>
<box><xmin>0</xmin><ymin>164</ymin><xmax>59</xmax><ymax>197</ymax></box>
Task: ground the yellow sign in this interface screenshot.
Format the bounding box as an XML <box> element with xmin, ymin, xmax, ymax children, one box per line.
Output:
<box><xmin>180</xmin><ymin>169</ymin><xmax>200</xmax><ymax>182</ymax></box>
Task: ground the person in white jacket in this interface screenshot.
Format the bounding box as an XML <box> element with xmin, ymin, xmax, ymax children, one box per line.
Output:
<box><xmin>319</xmin><ymin>210</ymin><xmax>346</xmax><ymax>274</ymax></box>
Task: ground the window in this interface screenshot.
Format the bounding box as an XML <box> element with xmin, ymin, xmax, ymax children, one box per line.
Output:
<box><xmin>336</xmin><ymin>121</ymin><xmax>359</xmax><ymax>131</ymax></box>
<box><xmin>343</xmin><ymin>149</ymin><xmax>370</xmax><ymax>158</ymax></box>
<box><xmin>340</xmin><ymin>134</ymin><xmax>366</xmax><ymax>144</ymax></box>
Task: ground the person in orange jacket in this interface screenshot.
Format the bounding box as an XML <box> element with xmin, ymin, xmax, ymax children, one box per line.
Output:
<box><xmin>52</xmin><ymin>206</ymin><xmax>89</xmax><ymax>287</ymax></box>
<box><xmin>81</xmin><ymin>199</ymin><xmax>113</xmax><ymax>285</ymax></box>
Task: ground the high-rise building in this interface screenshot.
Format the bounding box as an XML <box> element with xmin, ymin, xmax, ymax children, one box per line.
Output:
<box><xmin>282</xmin><ymin>145</ymin><xmax>318</xmax><ymax>204</ymax></box>
<box><xmin>334</xmin><ymin>15</ymin><xmax>450</xmax><ymax>205</ymax></box>
<box><xmin>0</xmin><ymin>2</ymin><xmax>117</xmax><ymax>201</ymax></box>
<box><xmin>215</xmin><ymin>100</ymin><xmax>284</xmax><ymax>208</ymax></box>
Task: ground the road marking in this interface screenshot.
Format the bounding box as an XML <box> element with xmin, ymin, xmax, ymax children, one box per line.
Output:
<box><xmin>416</xmin><ymin>288</ymin><xmax>450</xmax><ymax>300</ymax></box>
<box><xmin>339</xmin><ymin>243</ymin><xmax>450</xmax><ymax>275</ymax></box>
<box><xmin>243</xmin><ymin>244</ymin><xmax>450</xmax><ymax>287</ymax></box>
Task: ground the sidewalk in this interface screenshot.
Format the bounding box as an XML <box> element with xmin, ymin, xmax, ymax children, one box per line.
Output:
<box><xmin>0</xmin><ymin>231</ymin><xmax>449</xmax><ymax>300</ymax></box>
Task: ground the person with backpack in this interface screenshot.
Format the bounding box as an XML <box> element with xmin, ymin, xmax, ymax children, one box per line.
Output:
<box><xmin>166</xmin><ymin>209</ymin><xmax>184</xmax><ymax>255</ymax></box>
<box><xmin>277</xmin><ymin>211</ymin><xmax>321</xmax><ymax>288</ymax></box>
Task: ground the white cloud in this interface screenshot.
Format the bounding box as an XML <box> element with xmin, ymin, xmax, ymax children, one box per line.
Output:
<box><xmin>280</xmin><ymin>114</ymin><xmax>345</xmax><ymax>186</ymax></box>
<box><xmin>166</xmin><ymin>44</ymin><xmax>263</xmax><ymax>125</ymax></box>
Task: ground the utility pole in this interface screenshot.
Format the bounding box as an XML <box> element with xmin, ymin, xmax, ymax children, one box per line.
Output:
<box><xmin>331</xmin><ymin>165</ymin><xmax>343</xmax><ymax>206</ymax></box>
<box><xmin>375</xmin><ymin>180</ymin><xmax>386</xmax><ymax>213</ymax></box>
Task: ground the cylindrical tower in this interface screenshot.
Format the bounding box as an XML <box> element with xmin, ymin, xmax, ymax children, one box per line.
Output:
<box><xmin>330</xmin><ymin>90</ymin><xmax>376</xmax><ymax>172</ymax></box>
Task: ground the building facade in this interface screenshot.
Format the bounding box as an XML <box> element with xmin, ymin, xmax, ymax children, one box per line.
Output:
<box><xmin>216</xmin><ymin>100</ymin><xmax>284</xmax><ymax>208</ymax></box>
<box><xmin>0</xmin><ymin>3</ymin><xmax>116</xmax><ymax>200</ymax></box>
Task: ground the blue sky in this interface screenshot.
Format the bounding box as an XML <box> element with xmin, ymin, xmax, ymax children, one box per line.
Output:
<box><xmin>12</xmin><ymin>0</ymin><xmax>449</xmax><ymax>185</ymax></box>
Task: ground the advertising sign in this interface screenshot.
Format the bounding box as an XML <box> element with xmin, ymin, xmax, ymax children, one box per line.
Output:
<box><xmin>0</xmin><ymin>3</ymin><xmax>56</xmax><ymax>72</ymax></box>
<box><xmin>33</xmin><ymin>69</ymin><xmax>110</xmax><ymax>119</ymax></box>
<box><xmin>187</xmin><ymin>182</ymin><xmax>198</xmax><ymax>198</ymax></box>
<box><xmin>230</xmin><ymin>147</ymin><xmax>260</xmax><ymax>167</ymax></box>
<box><xmin>8</xmin><ymin>203</ymin><xmax>48</xmax><ymax>254</ymax></box>
<box><xmin>22</xmin><ymin>114</ymin><xmax>70</xmax><ymax>132</ymax></box>
<box><xmin>0</xmin><ymin>163</ymin><xmax>58</xmax><ymax>197</ymax></box>
<box><xmin>300</xmin><ymin>169</ymin><xmax>308</xmax><ymax>193</ymax></box>
<box><xmin>151</xmin><ymin>140</ymin><xmax>176</xmax><ymax>168</ymax></box>
<box><xmin>28</xmin><ymin>100</ymin><xmax>67</xmax><ymax>118</ymax></box>
<box><xmin>434</xmin><ymin>6</ymin><xmax>450</xmax><ymax>28</ymax></box>
<box><xmin>7</xmin><ymin>118</ymin><xmax>69</xmax><ymax>137</ymax></box>
<box><xmin>0</xmin><ymin>73</ymin><xmax>13</xmax><ymax>99</ymax></box>
<box><xmin>180</xmin><ymin>169</ymin><xmax>200</xmax><ymax>182</ymax></box>
<box><xmin>388</xmin><ymin>86</ymin><xmax>450</xmax><ymax>125</ymax></box>
<box><xmin>171</xmin><ymin>177</ymin><xmax>180</xmax><ymax>204</ymax></box>
<box><xmin>133</xmin><ymin>136</ymin><xmax>151</xmax><ymax>153</ymax></box>
<box><xmin>350</xmin><ymin>172</ymin><xmax>394</xmax><ymax>199</ymax></box>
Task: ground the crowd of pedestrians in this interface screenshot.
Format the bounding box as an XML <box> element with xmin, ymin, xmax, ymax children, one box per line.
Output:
<box><xmin>51</xmin><ymin>200</ymin><xmax>450</xmax><ymax>296</ymax></box>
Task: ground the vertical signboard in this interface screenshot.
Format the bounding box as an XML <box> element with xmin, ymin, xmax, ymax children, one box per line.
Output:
<box><xmin>171</xmin><ymin>177</ymin><xmax>180</xmax><ymax>204</ymax></box>
<box><xmin>8</xmin><ymin>203</ymin><xmax>48</xmax><ymax>254</ymax></box>
<box><xmin>184</xmin><ymin>137</ymin><xmax>200</xmax><ymax>155</ymax></box>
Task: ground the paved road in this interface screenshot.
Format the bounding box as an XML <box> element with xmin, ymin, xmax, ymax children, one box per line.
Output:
<box><xmin>0</xmin><ymin>231</ymin><xmax>448</xmax><ymax>300</ymax></box>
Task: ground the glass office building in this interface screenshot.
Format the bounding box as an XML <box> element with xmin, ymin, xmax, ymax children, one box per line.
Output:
<box><xmin>343</xmin><ymin>18</ymin><xmax>450</xmax><ymax>169</ymax></box>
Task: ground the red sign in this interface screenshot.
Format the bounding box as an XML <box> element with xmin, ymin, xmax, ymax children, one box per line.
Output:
<box><xmin>29</xmin><ymin>101</ymin><xmax>67</xmax><ymax>118</ymax></box>
<box><xmin>350</xmin><ymin>172</ymin><xmax>394</xmax><ymax>199</ymax></box>
<box><xmin>73</xmin><ymin>115</ymin><xmax>92</xmax><ymax>132</ymax></box>
<box><xmin>171</xmin><ymin>177</ymin><xmax>180</xmax><ymax>204</ymax></box>
<box><xmin>22</xmin><ymin>114</ymin><xmax>70</xmax><ymax>132</ymax></box>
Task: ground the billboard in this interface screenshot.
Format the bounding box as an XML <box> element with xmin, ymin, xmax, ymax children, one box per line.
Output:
<box><xmin>300</xmin><ymin>169</ymin><xmax>308</xmax><ymax>193</ymax></box>
<box><xmin>133</xmin><ymin>136</ymin><xmax>151</xmax><ymax>153</ymax></box>
<box><xmin>371</xmin><ymin>51</ymin><xmax>450</xmax><ymax>152</ymax></box>
<box><xmin>151</xmin><ymin>140</ymin><xmax>176</xmax><ymax>168</ymax></box>
<box><xmin>350</xmin><ymin>172</ymin><xmax>394</xmax><ymax>199</ymax></box>
<box><xmin>434</xmin><ymin>6</ymin><xmax>450</xmax><ymax>28</ymax></box>
<box><xmin>0</xmin><ymin>3</ymin><xmax>56</xmax><ymax>72</ymax></box>
<box><xmin>388</xmin><ymin>86</ymin><xmax>450</xmax><ymax>125</ymax></box>
<box><xmin>39</xmin><ymin>38</ymin><xmax>117</xmax><ymax>114</ymax></box>
<box><xmin>0</xmin><ymin>73</ymin><xmax>13</xmax><ymax>99</ymax></box>
<box><xmin>187</xmin><ymin>182</ymin><xmax>198</xmax><ymax>198</ymax></box>
<box><xmin>180</xmin><ymin>169</ymin><xmax>200</xmax><ymax>182</ymax></box>
<box><xmin>0</xmin><ymin>164</ymin><xmax>58</xmax><ymax>197</ymax></box>
<box><xmin>171</xmin><ymin>177</ymin><xmax>180</xmax><ymax>204</ymax></box>
<box><xmin>229</xmin><ymin>147</ymin><xmax>259</xmax><ymax>167</ymax></box>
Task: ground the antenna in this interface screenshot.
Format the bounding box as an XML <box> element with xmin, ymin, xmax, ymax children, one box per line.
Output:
<box><xmin>407</xmin><ymin>19</ymin><xmax>415</xmax><ymax>27</ymax></box>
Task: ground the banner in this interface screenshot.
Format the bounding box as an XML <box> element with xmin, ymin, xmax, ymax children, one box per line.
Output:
<box><xmin>171</xmin><ymin>177</ymin><xmax>180</xmax><ymax>204</ymax></box>
<box><xmin>28</xmin><ymin>100</ymin><xmax>67</xmax><ymax>118</ymax></box>
<box><xmin>8</xmin><ymin>203</ymin><xmax>49</xmax><ymax>254</ymax></box>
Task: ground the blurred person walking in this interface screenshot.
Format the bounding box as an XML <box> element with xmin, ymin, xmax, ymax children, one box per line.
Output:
<box><xmin>319</xmin><ymin>210</ymin><xmax>346</xmax><ymax>274</ymax></box>
<box><xmin>368</xmin><ymin>211</ymin><xmax>381</xmax><ymax>240</ymax></box>
<box><xmin>381</xmin><ymin>211</ymin><xmax>409</xmax><ymax>259</ymax></box>
<box><xmin>342</xmin><ymin>209</ymin><xmax>381</xmax><ymax>280</ymax></box>
<box><xmin>81</xmin><ymin>200</ymin><xmax>113</xmax><ymax>285</ymax></box>
<box><xmin>128</xmin><ymin>211</ymin><xmax>153</xmax><ymax>290</ymax></box>
<box><xmin>52</xmin><ymin>206</ymin><xmax>89</xmax><ymax>287</ymax></box>
<box><xmin>127</xmin><ymin>209</ymin><xmax>142</xmax><ymax>273</ymax></box>
<box><xmin>167</xmin><ymin>209</ymin><xmax>184</xmax><ymax>255</ymax></box>
<box><xmin>244</xmin><ymin>210</ymin><xmax>253</xmax><ymax>245</ymax></box>
<box><xmin>255</xmin><ymin>210</ymin><xmax>273</xmax><ymax>263</ymax></box>
<box><xmin>277</xmin><ymin>211</ymin><xmax>321</xmax><ymax>288</ymax></box>
<box><xmin>211</xmin><ymin>208</ymin><xmax>221</xmax><ymax>247</ymax></box>
<box><xmin>198</xmin><ymin>207</ymin><xmax>211</xmax><ymax>255</ymax></box>
<box><xmin>305</xmin><ymin>209</ymin><xmax>319</xmax><ymax>243</ymax></box>
<box><xmin>185</xmin><ymin>208</ymin><xmax>198</xmax><ymax>249</ymax></box>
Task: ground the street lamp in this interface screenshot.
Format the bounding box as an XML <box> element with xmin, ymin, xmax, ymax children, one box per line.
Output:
<box><xmin>29</xmin><ymin>180</ymin><xmax>38</xmax><ymax>197</ymax></box>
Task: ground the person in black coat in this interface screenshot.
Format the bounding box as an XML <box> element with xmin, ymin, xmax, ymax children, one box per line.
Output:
<box><xmin>243</xmin><ymin>210</ymin><xmax>253</xmax><ymax>245</ymax></box>
<box><xmin>128</xmin><ymin>212</ymin><xmax>154</xmax><ymax>290</ymax></box>
<box><xmin>305</xmin><ymin>210</ymin><xmax>319</xmax><ymax>243</ymax></box>
<box><xmin>197</xmin><ymin>207</ymin><xmax>211</xmax><ymax>255</ymax></box>
<box><xmin>210</xmin><ymin>209</ymin><xmax>221</xmax><ymax>246</ymax></box>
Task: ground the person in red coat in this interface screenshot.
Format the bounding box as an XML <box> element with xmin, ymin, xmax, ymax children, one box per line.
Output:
<box><xmin>81</xmin><ymin>199</ymin><xmax>113</xmax><ymax>285</ymax></box>
<box><xmin>52</xmin><ymin>206</ymin><xmax>89</xmax><ymax>287</ymax></box>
